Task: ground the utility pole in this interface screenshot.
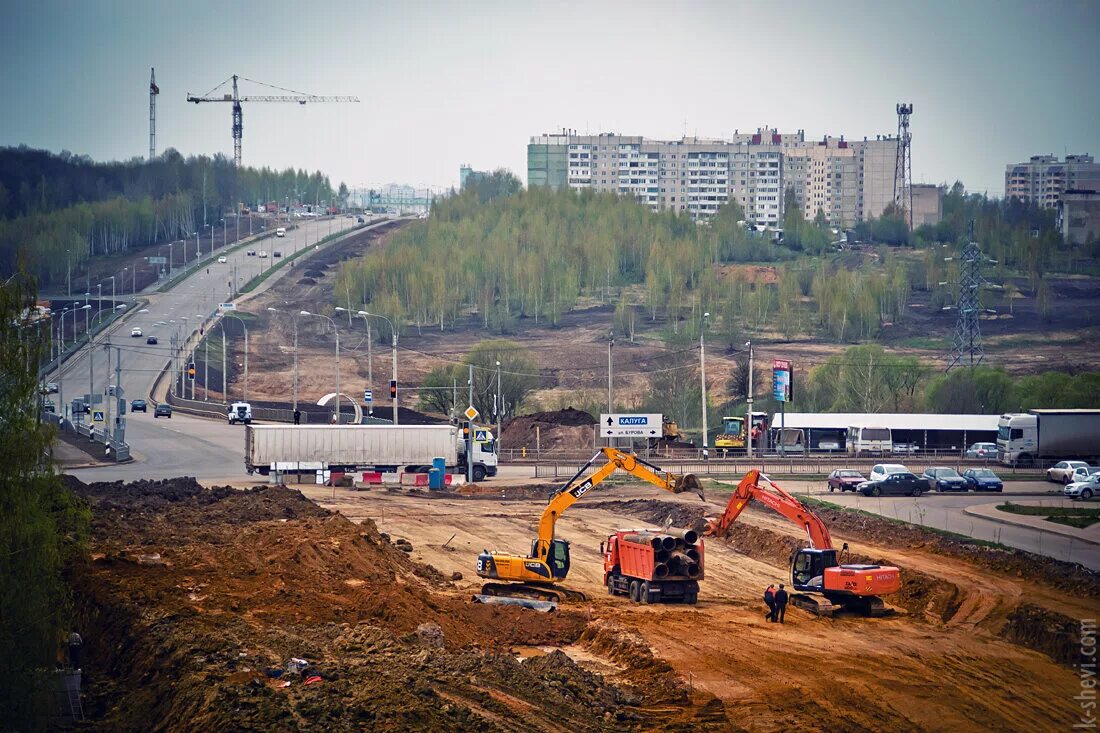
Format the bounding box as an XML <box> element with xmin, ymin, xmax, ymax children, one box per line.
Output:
<box><xmin>293</xmin><ymin>315</ymin><xmax>299</xmax><ymax>412</ymax></box>
<box><xmin>221</xmin><ymin>326</ymin><xmax>227</xmax><ymax>403</ymax></box>
<box><xmin>745</xmin><ymin>341</ymin><xmax>755</xmax><ymax>460</ymax></box>
<box><xmin>366</xmin><ymin>320</ymin><xmax>372</xmax><ymax>414</ymax></box>
<box><xmin>390</xmin><ymin>324</ymin><xmax>397</xmax><ymax>425</ymax></box>
<box><xmin>700</xmin><ymin>312</ymin><xmax>709</xmax><ymax>461</ymax></box>
<box><xmin>66</xmin><ymin>250</ymin><xmax>71</xmax><ymax>297</ymax></box>
<box><xmin>467</xmin><ymin>363</ymin><xmax>474</xmax><ymax>485</ymax></box>
<box><xmin>104</xmin><ymin>341</ymin><xmax>112</xmax><ymax>440</ymax></box>
<box><xmin>607</xmin><ymin>330</ymin><xmax>614</xmax><ymax>412</ymax></box>
<box><xmin>114</xmin><ymin>346</ymin><xmax>123</xmax><ymax>444</ymax></box>
<box><xmin>204</xmin><ymin>338</ymin><xmax>209</xmax><ymax>401</ymax></box>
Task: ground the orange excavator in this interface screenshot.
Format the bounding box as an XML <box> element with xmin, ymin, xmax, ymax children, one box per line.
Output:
<box><xmin>704</xmin><ymin>469</ymin><xmax>901</xmax><ymax>616</ymax></box>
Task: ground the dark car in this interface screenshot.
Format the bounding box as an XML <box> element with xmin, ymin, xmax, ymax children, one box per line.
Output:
<box><xmin>922</xmin><ymin>467</ymin><xmax>969</xmax><ymax>492</ymax></box>
<box><xmin>146</xmin><ymin>335</ymin><xmax>158</xmax><ymax>345</ymax></box>
<box><xmin>827</xmin><ymin>469</ymin><xmax>866</xmax><ymax>493</ymax></box>
<box><xmin>962</xmin><ymin>468</ymin><xmax>1004</xmax><ymax>492</ymax></box>
<box><xmin>130</xmin><ymin>399</ymin><xmax>147</xmax><ymax>413</ymax></box>
<box><xmin>858</xmin><ymin>472</ymin><xmax>925</xmax><ymax>497</ymax></box>
<box><xmin>154</xmin><ymin>403</ymin><xmax>172</xmax><ymax>418</ymax></box>
<box><xmin>43</xmin><ymin>399</ymin><xmax>55</xmax><ymax>413</ymax></box>
<box><xmin>273</xmin><ymin>251</ymin><xmax>282</xmax><ymax>258</ymax></box>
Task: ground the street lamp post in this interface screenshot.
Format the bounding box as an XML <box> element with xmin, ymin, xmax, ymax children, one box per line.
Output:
<box><xmin>496</xmin><ymin>360</ymin><xmax>502</xmax><ymax>453</ymax></box>
<box><xmin>96</xmin><ymin>284</ymin><xmax>102</xmax><ymax>323</ymax></box>
<box><xmin>168</xmin><ymin>241</ymin><xmax>175</xmax><ymax>276</ymax></box>
<box><xmin>355</xmin><ymin>310</ymin><xmax>397</xmax><ymax>425</ymax></box>
<box><xmin>745</xmin><ymin>341</ymin><xmax>755</xmax><ymax>460</ymax></box>
<box><xmin>302</xmin><ymin>311</ymin><xmax>339</xmax><ymax>423</ymax></box>
<box><xmin>268</xmin><ymin>308</ymin><xmax>299</xmax><ymax>412</ymax></box>
<box><xmin>700</xmin><ymin>312</ymin><xmax>710</xmax><ymax>460</ymax></box>
<box><xmin>223</xmin><ymin>312</ymin><xmax>249</xmax><ymax>402</ymax></box>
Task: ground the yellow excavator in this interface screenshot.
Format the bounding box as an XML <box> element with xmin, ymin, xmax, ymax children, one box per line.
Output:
<box><xmin>475</xmin><ymin>447</ymin><xmax>704</xmax><ymax>602</ymax></box>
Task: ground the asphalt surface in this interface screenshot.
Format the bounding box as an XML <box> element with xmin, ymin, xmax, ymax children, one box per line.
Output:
<box><xmin>53</xmin><ymin>217</ymin><xmax>360</xmax><ymax>480</ymax></box>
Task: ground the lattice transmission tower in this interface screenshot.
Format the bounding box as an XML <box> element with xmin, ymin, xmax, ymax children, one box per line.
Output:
<box><xmin>893</xmin><ymin>103</ymin><xmax>913</xmax><ymax>230</ymax></box>
<box><xmin>945</xmin><ymin>232</ymin><xmax>995</xmax><ymax>372</ymax></box>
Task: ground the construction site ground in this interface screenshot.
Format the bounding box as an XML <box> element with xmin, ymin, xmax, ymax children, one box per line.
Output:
<box><xmin>71</xmin><ymin>471</ymin><xmax>1097</xmax><ymax>731</ymax></box>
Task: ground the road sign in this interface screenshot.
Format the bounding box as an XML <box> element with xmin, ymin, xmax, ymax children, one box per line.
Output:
<box><xmin>147</xmin><ymin>256</ymin><xmax>167</xmax><ymax>265</ymax></box>
<box><xmin>363</xmin><ymin>389</ymin><xmax>373</xmax><ymax>404</ymax></box>
<box><xmin>474</xmin><ymin>428</ymin><xmax>489</xmax><ymax>443</ymax></box>
<box><xmin>464</xmin><ymin>406</ymin><xmax>479</xmax><ymax>421</ymax></box>
<box><xmin>599</xmin><ymin>413</ymin><xmax>662</xmax><ymax>438</ymax></box>
<box><xmin>218</xmin><ymin>302</ymin><xmax>237</xmax><ymax>311</ymax></box>
<box><xmin>92</xmin><ymin>410</ymin><xmax>105</xmax><ymax>423</ymax></box>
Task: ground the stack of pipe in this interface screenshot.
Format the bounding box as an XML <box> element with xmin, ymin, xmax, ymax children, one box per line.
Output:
<box><xmin>622</xmin><ymin>527</ymin><xmax>701</xmax><ymax>578</ymax></box>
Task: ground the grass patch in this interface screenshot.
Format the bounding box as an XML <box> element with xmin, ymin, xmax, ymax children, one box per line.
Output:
<box><xmin>997</xmin><ymin>502</ymin><xmax>1100</xmax><ymax>529</ymax></box>
<box><xmin>894</xmin><ymin>336</ymin><xmax>949</xmax><ymax>350</ymax></box>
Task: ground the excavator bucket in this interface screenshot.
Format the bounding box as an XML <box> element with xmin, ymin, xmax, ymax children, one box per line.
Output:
<box><xmin>672</xmin><ymin>473</ymin><xmax>705</xmax><ymax>501</ymax></box>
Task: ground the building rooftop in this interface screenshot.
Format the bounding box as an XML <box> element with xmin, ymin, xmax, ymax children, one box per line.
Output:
<box><xmin>769</xmin><ymin>413</ymin><xmax>1000</xmax><ymax>432</ymax></box>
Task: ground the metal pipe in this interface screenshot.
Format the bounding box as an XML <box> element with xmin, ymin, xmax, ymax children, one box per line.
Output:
<box><xmin>664</xmin><ymin>527</ymin><xmax>699</xmax><ymax>545</ymax></box>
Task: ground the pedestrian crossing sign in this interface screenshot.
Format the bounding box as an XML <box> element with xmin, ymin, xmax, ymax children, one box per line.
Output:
<box><xmin>474</xmin><ymin>429</ymin><xmax>489</xmax><ymax>443</ymax></box>
<box><xmin>92</xmin><ymin>410</ymin><xmax>105</xmax><ymax>423</ymax></box>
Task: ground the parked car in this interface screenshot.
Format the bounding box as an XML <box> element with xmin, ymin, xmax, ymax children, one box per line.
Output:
<box><xmin>892</xmin><ymin>442</ymin><xmax>919</xmax><ymax>456</ymax></box>
<box><xmin>965</xmin><ymin>442</ymin><xmax>998</xmax><ymax>459</ymax></box>
<box><xmin>921</xmin><ymin>467</ymin><xmax>969</xmax><ymax>492</ymax></box>
<box><xmin>962</xmin><ymin>468</ymin><xmax>1004</xmax><ymax>492</ymax></box>
<box><xmin>218</xmin><ymin>255</ymin><xmax>228</xmax><ymax>263</ymax></box>
<box><xmin>869</xmin><ymin>463</ymin><xmax>910</xmax><ymax>482</ymax></box>
<box><xmin>1048</xmin><ymin>460</ymin><xmax>1092</xmax><ymax>484</ymax></box>
<box><xmin>1065</xmin><ymin>472</ymin><xmax>1100</xmax><ymax>501</ymax></box>
<box><xmin>130</xmin><ymin>399</ymin><xmax>147</xmax><ymax>413</ymax></box>
<box><xmin>858</xmin><ymin>472</ymin><xmax>926</xmax><ymax>497</ymax></box>
<box><xmin>154</xmin><ymin>403</ymin><xmax>172</xmax><ymax>418</ymax></box>
<box><xmin>827</xmin><ymin>469</ymin><xmax>867</xmax><ymax>492</ymax></box>
<box><xmin>1065</xmin><ymin>465</ymin><xmax>1096</xmax><ymax>486</ymax></box>
<box><xmin>146</xmin><ymin>335</ymin><xmax>158</xmax><ymax>345</ymax></box>
<box><xmin>130</xmin><ymin>327</ymin><xmax>143</xmax><ymax>337</ymax></box>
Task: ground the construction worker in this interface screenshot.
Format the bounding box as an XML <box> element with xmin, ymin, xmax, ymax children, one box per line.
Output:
<box><xmin>68</xmin><ymin>629</ymin><xmax>83</xmax><ymax>670</ymax></box>
<box><xmin>775</xmin><ymin>584</ymin><xmax>789</xmax><ymax>624</ymax></box>
<box><xmin>763</xmin><ymin>584</ymin><xmax>776</xmax><ymax>622</ymax></box>
<box><xmin>293</xmin><ymin>409</ymin><xmax>301</xmax><ymax>425</ymax></box>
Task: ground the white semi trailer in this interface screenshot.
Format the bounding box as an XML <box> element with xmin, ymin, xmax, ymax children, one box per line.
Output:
<box><xmin>245</xmin><ymin>424</ymin><xmax>498</xmax><ymax>480</ymax></box>
<box><xmin>997</xmin><ymin>409</ymin><xmax>1100</xmax><ymax>464</ymax></box>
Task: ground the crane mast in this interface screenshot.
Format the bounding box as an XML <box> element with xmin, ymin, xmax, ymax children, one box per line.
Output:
<box><xmin>149</xmin><ymin>68</ymin><xmax>159</xmax><ymax>160</ymax></box>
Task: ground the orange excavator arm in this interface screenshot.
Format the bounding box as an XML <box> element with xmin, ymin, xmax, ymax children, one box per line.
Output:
<box><xmin>704</xmin><ymin>469</ymin><xmax>833</xmax><ymax>549</ymax></box>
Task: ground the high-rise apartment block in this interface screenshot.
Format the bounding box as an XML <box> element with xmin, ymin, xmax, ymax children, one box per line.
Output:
<box><xmin>1005</xmin><ymin>154</ymin><xmax>1100</xmax><ymax>208</ymax></box>
<box><xmin>527</xmin><ymin>128</ymin><xmax>902</xmax><ymax>225</ymax></box>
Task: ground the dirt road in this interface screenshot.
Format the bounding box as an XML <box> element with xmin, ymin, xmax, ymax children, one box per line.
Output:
<box><xmin>302</xmin><ymin>482</ymin><xmax>1092</xmax><ymax>731</ymax></box>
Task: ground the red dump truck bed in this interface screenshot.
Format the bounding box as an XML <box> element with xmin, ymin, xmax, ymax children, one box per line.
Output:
<box><xmin>603</xmin><ymin>529</ymin><xmax>704</xmax><ymax>604</ymax></box>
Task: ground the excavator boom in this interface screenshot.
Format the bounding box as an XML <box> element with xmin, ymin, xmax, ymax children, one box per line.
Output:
<box><xmin>705</xmin><ymin>469</ymin><xmax>831</xmax><ymax>548</ymax></box>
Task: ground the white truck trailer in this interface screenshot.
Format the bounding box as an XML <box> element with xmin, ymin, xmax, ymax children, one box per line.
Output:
<box><xmin>245</xmin><ymin>424</ymin><xmax>498</xmax><ymax>480</ymax></box>
<box><xmin>997</xmin><ymin>409</ymin><xmax>1100</xmax><ymax>464</ymax></box>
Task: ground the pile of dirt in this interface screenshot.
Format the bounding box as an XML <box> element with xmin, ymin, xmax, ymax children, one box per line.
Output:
<box><xmin>1001</xmin><ymin>604</ymin><xmax>1087</xmax><ymax>667</ymax></box>
<box><xmin>68</xmin><ymin>476</ymin><xmax>712</xmax><ymax>731</ymax></box>
<box><xmin>503</xmin><ymin>408</ymin><xmax>598</xmax><ymax>452</ymax></box>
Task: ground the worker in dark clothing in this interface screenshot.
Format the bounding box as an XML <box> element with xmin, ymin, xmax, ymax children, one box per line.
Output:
<box><xmin>763</xmin><ymin>584</ymin><xmax>776</xmax><ymax>622</ymax></box>
<box><xmin>68</xmin><ymin>630</ymin><xmax>83</xmax><ymax>670</ymax></box>
<box><xmin>293</xmin><ymin>409</ymin><xmax>301</xmax><ymax>425</ymax></box>
<box><xmin>775</xmin><ymin>584</ymin><xmax>789</xmax><ymax>624</ymax></box>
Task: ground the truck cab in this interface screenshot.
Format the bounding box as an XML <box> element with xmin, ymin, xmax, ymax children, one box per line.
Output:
<box><xmin>457</xmin><ymin>426</ymin><xmax>498</xmax><ymax>481</ymax></box>
<box><xmin>997</xmin><ymin>413</ymin><xmax>1036</xmax><ymax>463</ymax></box>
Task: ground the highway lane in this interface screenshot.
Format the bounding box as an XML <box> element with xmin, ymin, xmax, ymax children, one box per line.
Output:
<box><xmin>52</xmin><ymin>217</ymin><xmax>357</xmax><ymax>478</ymax></box>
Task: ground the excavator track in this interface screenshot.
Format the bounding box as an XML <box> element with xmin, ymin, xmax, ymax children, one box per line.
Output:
<box><xmin>480</xmin><ymin>583</ymin><xmax>588</xmax><ymax>604</ymax></box>
<box><xmin>793</xmin><ymin>594</ymin><xmax>892</xmax><ymax>618</ymax></box>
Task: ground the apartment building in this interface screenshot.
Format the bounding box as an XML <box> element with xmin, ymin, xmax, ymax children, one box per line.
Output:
<box><xmin>528</xmin><ymin>129</ymin><xmax>898</xmax><ymax>225</ymax></box>
<box><xmin>1005</xmin><ymin>154</ymin><xmax>1100</xmax><ymax>208</ymax></box>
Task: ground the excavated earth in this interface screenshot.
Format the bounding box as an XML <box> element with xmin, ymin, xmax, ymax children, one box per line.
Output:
<box><xmin>67</xmin><ymin>477</ymin><xmax>721</xmax><ymax>732</ymax></box>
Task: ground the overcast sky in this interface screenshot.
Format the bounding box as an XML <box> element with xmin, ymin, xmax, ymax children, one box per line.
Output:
<box><xmin>2</xmin><ymin>0</ymin><xmax>1097</xmax><ymax>195</ymax></box>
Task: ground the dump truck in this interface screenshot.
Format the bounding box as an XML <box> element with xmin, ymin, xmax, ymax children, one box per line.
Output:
<box><xmin>244</xmin><ymin>424</ymin><xmax>497</xmax><ymax>480</ymax></box>
<box><xmin>603</xmin><ymin>528</ymin><xmax>704</xmax><ymax>604</ymax></box>
<box><xmin>997</xmin><ymin>409</ymin><xmax>1100</xmax><ymax>464</ymax></box>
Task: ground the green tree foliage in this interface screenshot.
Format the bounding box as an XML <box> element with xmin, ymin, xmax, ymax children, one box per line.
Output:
<box><xmin>925</xmin><ymin>368</ymin><xmax>1100</xmax><ymax>412</ymax></box>
<box><xmin>0</xmin><ymin>273</ymin><xmax>89</xmax><ymax>727</ymax></box>
<box><xmin>0</xmin><ymin>146</ymin><xmax>335</xmax><ymax>287</ymax></box>
<box><xmin>416</xmin><ymin>340</ymin><xmax>539</xmax><ymax>420</ymax></box>
<box><xmin>798</xmin><ymin>345</ymin><xmax>929</xmax><ymax>413</ymax></box>
<box><xmin>461</xmin><ymin>169</ymin><xmax>523</xmax><ymax>203</ymax></box>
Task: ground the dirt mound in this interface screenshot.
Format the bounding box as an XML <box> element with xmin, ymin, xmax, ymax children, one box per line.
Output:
<box><xmin>1001</xmin><ymin>604</ymin><xmax>1087</xmax><ymax>667</ymax></box>
<box><xmin>503</xmin><ymin>408</ymin><xmax>597</xmax><ymax>451</ymax></box>
<box><xmin>73</xmin><ymin>477</ymin><xmax>717</xmax><ymax>731</ymax></box>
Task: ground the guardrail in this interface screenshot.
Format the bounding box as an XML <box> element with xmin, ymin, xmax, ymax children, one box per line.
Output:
<box><xmin>44</xmin><ymin>411</ymin><xmax>130</xmax><ymax>462</ymax></box>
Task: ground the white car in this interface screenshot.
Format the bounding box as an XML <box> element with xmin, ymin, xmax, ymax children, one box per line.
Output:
<box><xmin>218</xmin><ymin>256</ymin><xmax>227</xmax><ymax>263</ymax></box>
<box><xmin>1048</xmin><ymin>460</ymin><xmax>1091</xmax><ymax>484</ymax></box>
<box><xmin>1065</xmin><ymin>472</ymin><xmax>1100</xmax><ymax>501</ymax></box>
<box><xmin>869</xmin><ymin>463</ymin><xmax>910</xmax><ymax>482</ymax></box>
<box><xmin>259</xmin><ymin>251</ymin><xmax>269</xmax><ymax>258</ymax></box>
<box><xmin>130</xmin><ymin>327</ymin><xmax>142</xmax><ymax>337</ymax></box>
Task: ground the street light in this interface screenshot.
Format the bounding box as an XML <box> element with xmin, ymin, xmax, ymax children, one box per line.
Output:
<box><xmin>222</xmin><ymin>311</ymin><xmax>249</xmax><ymax>402</ymax></box>
<box><xmin>700</xmin><ymin>312</ymin><xmax>709</xmax><ymax>461</ymax></box>
<box><xmin>267</xmin><ymin>307</ymin><xmax>299</xmax><ymax>412</ymax></box>
<box><xmin>351</xmin><ymin>309</ymin><xmax>397</xmax><ymax>425</ymax></box>
<box><xmin>745</xmin><ymin>341</ymin><xmax>755</xmax><ymax>460</ymax></box>
<box><xmin>301</xmin><ymin>310</ymin><xmax>340</xmax><ymax>423</ymax></box>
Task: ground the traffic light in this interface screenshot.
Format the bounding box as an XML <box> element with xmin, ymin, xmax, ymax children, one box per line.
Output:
<box><xmin>389</xmin><ymin>380</ymin><xmax>397</xmax><ymax>399</ymax></box>
<box><xmin>187</xmin><ymin>362</ymin><xmax>196</xmax><ymax>380</ymax></box>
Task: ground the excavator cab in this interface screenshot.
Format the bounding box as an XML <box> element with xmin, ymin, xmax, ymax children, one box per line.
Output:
<box><xmin>532</xmin><ymin>538</ymin><xmax>572</xmax><ymax>579</ymax></box>
<box><xmin>791</xmin><ymin>548</ymin><xmax>838</xmax><ymax>592</ymax></box>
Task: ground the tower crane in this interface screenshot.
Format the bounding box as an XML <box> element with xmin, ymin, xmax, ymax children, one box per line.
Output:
<box><xmin>186</xmin><ymin>75</ymin><xmax>359</xmax><ymax>166</ymax></box>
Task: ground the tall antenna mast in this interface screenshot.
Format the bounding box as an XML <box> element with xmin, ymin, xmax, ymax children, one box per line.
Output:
<box><xmin>149</xmin><ymin>68</ymin><xmax>160</xmax><ymax>160</ymax></box>
<box><xmin>893</xmin><ymin>102</ymin><xmax>913</xmax><ymax>230</ymax></box>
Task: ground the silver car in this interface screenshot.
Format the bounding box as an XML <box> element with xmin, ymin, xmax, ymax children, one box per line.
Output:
<box><xmin>1065</xmin><ymin>472</ymin><xmax>1100</xmax><ymax>501</ymax></box>
<box><xmin>965</xmin><ymin>442</ymin><xmax>998</xmax><ymax>459</ymax></box>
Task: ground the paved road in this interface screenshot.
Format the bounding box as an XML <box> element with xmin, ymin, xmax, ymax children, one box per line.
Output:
<box><xmin>54</xmin><ymin>217</ymin><xmax>362</xmax><ymax>480</ymax></box>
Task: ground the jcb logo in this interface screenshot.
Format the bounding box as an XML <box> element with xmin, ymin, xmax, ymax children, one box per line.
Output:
<box><xmin>524</xmin><ymin>562</ymin><xmax>543</xmax><ymax>571</ymax></box>
<box><xmin>573</xmin><ymin>481</ymin><xmax>594</xmax><ymax>498</ymax></box>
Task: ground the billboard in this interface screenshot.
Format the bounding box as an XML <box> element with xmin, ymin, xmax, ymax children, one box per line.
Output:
<box><xmin>772</xmin><ymin>359</ymin><xmax>793</xmax><ymax>403</ymax></box>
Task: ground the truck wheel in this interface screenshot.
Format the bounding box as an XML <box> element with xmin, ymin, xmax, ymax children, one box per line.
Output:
<box><xmin>640</xmin><ymin>581</ymin><xmax>650</xmax><ymax>604</ymax></box>
<box><xmin>629</xmin><ymin>580</ymin><xmax>640</xmax><ymax>603</ymax></box>
<box><xmin>607</xmin><ymin>577</ymin><xmax>615</xmax><ymax>595</ymax></box>
<box><xmin>685</xmin><ymin>592</ymin><xmax>698</xmax><ymax>605</ymax></box>
<box><xmin>473</xmin><ymin>465</ymin><xmax>486</xmax><ymax>482</ymax></box>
